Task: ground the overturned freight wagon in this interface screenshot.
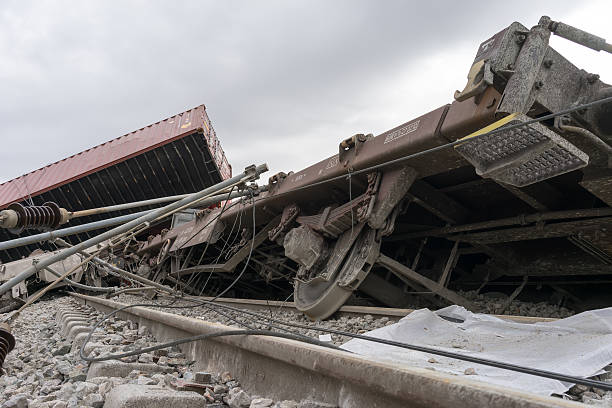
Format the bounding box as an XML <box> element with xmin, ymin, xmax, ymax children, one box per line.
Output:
<box><xmin>137</xmin><ymin>17</ymin><xmax>612</xmax><ymax>318</ymax></box>
<box><xmin>2</xmin><ymin>16</ymin><xmax>611</xmax><ymax>320</ymax></box>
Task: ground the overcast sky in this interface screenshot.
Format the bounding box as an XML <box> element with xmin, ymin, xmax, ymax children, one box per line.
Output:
<box><xmin>1</xmin><ymin>1</ymin><xmax>611</xmax><ymax>186</ymax></box>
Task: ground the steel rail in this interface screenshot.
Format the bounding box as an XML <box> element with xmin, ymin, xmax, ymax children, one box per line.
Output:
<box><xmin>153</xmin><ymin>294</ymin><xmax>556</xmax><ymax>324</ymax></box>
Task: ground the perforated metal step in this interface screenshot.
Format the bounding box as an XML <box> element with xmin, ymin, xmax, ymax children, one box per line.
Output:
<box><xmin>455</xmin><ymin>114</ymin><xmax>589</xmax><ymax>187</ymax></box>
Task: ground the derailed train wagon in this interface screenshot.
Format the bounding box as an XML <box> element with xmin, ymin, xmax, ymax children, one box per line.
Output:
<box><xmin>0</xmin><ymin>105</ymin><xmax>231</xmax><ymax>264</ymax></box>
<box><xmin>0</xmin><ymin>105</ymin><xmax>231</xmax><ymax>305</ymax></box>
<box><xmin>137</xmin><ymin>17</ymin><xmax>612</xmax><ymax>319</ymax></box>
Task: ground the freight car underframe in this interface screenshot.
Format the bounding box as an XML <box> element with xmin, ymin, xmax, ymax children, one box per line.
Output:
<box><xmin>135</xmin><ymin>17</ymin><xmax>612</xmax><ymax>319</ymax></box>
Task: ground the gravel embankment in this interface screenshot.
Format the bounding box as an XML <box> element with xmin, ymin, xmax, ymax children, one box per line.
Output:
<box><xmin>0</xmin><ymin>295</ymin><xmax>326</xmax><ymax>408</ymax></box>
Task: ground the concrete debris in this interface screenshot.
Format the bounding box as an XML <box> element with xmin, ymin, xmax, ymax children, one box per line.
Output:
<box><xmin>194</xmin><ymin>371</ymin><xmax>212</xmax><ymax>383</ymax></box>
<box><xmin>82</xmin><ymin>393</ymin><xmax>104</xmax><ymax>408</ymax></box>
<box><xmin>226</xmin><ymin>387</ymin><xmax>252</xmax><ymax>408</ymax></box>
<box><xmin>103</xmin><ymin>384</ymin><xmax>206</xmax><ymax>408</ymax></box>
<box><xmin>275</xmin><ymin>402</ymin><xmax>299</xmax><ymax>408</ymax></box>
<box><xmin>86</xmin><ymin>361</ymin><xmax>172</xmax><ymax>380</ymax></box>
<box><xmin>250</xmin><ymin>397</ymin><xmax>274</xmax><ymax>408</ymax></box>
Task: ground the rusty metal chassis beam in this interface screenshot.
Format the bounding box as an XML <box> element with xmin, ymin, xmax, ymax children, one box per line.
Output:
<box><xmin>391</xmin><ymin>208</ymin><xmax>612</xmax><ymax>240</ymax></box>
<box><xmin>451</xmin><ymin>217</ymin><xmax>612</xmax><ymax>245</ymax></box>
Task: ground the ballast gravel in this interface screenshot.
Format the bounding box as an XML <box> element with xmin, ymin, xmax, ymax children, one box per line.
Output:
<box><xmin>0</xmin><ymin>294</ymin><xmax>335</xmax><ymax>408</ymax></box>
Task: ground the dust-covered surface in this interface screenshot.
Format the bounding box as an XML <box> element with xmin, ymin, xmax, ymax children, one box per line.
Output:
<box><xmin>341</xmin><ymin>305</ymin><xmax>612</xmax><ymax>404</ymax></box>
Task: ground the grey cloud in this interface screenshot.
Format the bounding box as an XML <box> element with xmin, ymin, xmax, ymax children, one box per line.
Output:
<box><xmin>1</xmin><ymin>0</ymin><xmax>607</xmax><ymax>186</ymax></box>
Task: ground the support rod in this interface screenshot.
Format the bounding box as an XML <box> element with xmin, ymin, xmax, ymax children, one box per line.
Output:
<box><xmin>0</xmin><ymin>188</ymin><xmax>257</xmax><ymax>252</ymax></box>
<box><xmin>0</xmin><ymin>210</ymin><xmax>150</xmax><ymax>252</ymax></box>
<box><xmin>377</xmin><ymin>254</ymin><xmax>475</xmax><ymax>309</ymax></box>
<box><xmin>68</xmin><ymin>184</ymin><xmax>268</xmax><ymax>219</ymax></box>
<box><xmin>68</xmin><ymin>193</ymin><xmax>202</xmax><ymax>219</ymax></box>
<box><xmin>0</xmin><ymin>164</ymin><xmax>268</xmax><ymax>296</ymax></box>
<box><xmin>549</xmin><ymin>19</ymin><xmax>612</xmax><ymax>53</ymax></box>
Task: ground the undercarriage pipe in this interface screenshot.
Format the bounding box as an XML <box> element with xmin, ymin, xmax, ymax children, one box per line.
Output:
<box><xmin>0</xmin><ymin>188</ymin><xmax>259</xmax><ymax>252</ymax></box>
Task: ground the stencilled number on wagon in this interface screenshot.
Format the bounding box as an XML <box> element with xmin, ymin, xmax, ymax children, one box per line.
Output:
<box><xmin>383</xmin><ymin>120</ymin><xmax>420</xmax><ymax>144</ymax></box>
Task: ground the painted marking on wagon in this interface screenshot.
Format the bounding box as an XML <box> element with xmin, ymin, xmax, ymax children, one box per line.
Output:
<box><xmin>383</xmin><ymin>120</ymin><xmax>420</xmax><ymax>144</ymax></box>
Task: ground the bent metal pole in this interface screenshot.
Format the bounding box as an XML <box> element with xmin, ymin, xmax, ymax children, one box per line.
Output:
<box><xmin>53</xmin><ymin>238</ymin><xmax>180</xmax><ymax>296</ymax></box>
<box><xmin>68</xmin><ymin>184</ymin><xmax>268</xmax><ymax>219</ymax></box>
<box><xmin>68</xmin><ymin>193</ymin><xmax>204</xmax><ymax>220</ymax></box>
<box><xmin>0</xmin><ymin>187</ymin><xmax>259</xmax><ymax>252</ymax></box>
<box><xmin>0</xmin><ymin>164</ymin><xmax>268</xmax><ymax>296</ymax></box>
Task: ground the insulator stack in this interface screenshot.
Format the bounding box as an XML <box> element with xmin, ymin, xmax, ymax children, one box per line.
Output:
<box><xmin>2</xmin><ymin>202</ymin><xmax>65</xmax><ymax>234</ymax></box>
<box><xmin>0</xmin><ymin>323</ymin><xmax>15</xmax><ymax>374</ymax></box>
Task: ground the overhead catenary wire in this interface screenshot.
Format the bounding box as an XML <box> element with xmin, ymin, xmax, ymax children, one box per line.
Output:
<box><xmin>42</xmin><ymin>266</ymin><xmax>116</xmax><ymax>293</ymax></box>
<box><xmin>155</xmin><ymin>186</ymin><xmax>249</xmax><ymax>295</ymax></box>
<box><xmin>0</xmin><ymin>164</ymin><xmax>268</xmax><ymax>298</ymax></box>
<box><xmin>0</xmin><ymin>186</ymin><xmax>261</xmax><ymax>252</ymax></box>
<box><xmin>198</xmin><ymin>196</ymin><xmax>247</xmax><ymax>297</ymax></box>
<box><xmin>197</xmin><ymin>189</ymin><xmax>257</xmax><ymax>303</ymax></box>
<box><xmin>183</xmin><ymin>187</ymin><xmax>244</xmax><ymax>295</ymax></box>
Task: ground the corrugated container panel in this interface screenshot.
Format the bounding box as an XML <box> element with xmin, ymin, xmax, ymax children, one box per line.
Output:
<box><xmin>0</xmin><ymin>105</ymin><xmax>232</xmax><ymax>208</ymax></box>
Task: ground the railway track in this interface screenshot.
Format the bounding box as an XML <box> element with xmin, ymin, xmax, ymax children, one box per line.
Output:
<box><xmin>71</xmin><ymin>293</ymin><xmax>582</xmax><ymax>408</ymax></box>
<box><xmin>184</xmin><ymin>295</ymin><xmax>557</xmax><ymax>324</ymax></box>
